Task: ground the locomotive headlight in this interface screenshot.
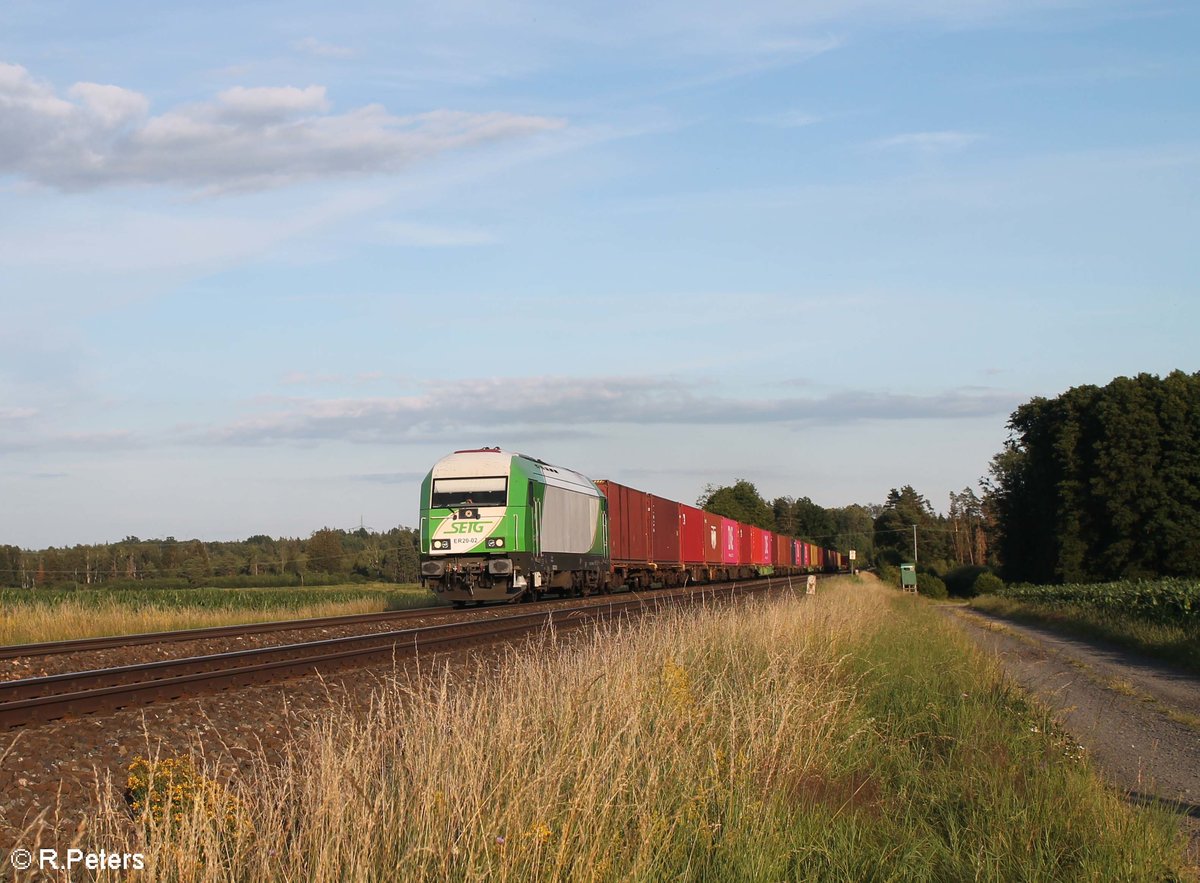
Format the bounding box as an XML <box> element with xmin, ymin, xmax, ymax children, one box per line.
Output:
<box><xmin>485</xmin><ymin>537</ymin><xmax>505</xmax><ymax>549</ymax></box>
<box><xmin>432</xmin><ymin>539</ymin><xmax>450</xmax><ymax>550</ymax></box>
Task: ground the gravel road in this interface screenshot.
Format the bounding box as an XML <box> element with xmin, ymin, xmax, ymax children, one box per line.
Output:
<box><xmin>944</xmin><ymin>605</ymin><xmax>1200</xmax><ymax>867</ymax></box>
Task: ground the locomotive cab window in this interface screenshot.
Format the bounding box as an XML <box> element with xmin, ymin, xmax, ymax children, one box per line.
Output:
<box><xmin>431</xmin><ymin>477</ymin><xmax>508</xmax><ymax>508</ymax></box>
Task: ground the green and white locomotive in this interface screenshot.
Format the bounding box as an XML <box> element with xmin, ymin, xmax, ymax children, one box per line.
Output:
<box><xmin>419</xmin><ymin>448</ymin><xmax>610</xmax><ymax>605</ymax></box>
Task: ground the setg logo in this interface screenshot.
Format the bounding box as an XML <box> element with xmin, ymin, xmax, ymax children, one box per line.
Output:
<box><xmin>430</xmin><ymin>515</ymin><xmax>503</xmax><ymax>551</ymax></box>
<box><xmin>447</xmin><ymin>521</ymin><xmax>488</xmax><ymax>534</ymax></box>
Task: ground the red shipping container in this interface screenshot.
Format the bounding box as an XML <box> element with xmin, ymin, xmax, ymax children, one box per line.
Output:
<box><xmin>679</xmin><ymin>505</ymin><xmax>706</xmax><ymax>565</ymax></box>
<box><xmin>650</xmin><ymin>495</ymin><xmax>681</xmax><ymax>564</ymax></box>
<box><xmin>753</xmin><ymin>530</ymin><xmax>772</xmax><ymax>566</ymax></box>
<box><xmin>596</xmin><ymin>480</ymin><xmax>650</xmax><ymax>563</ymax></box>
<box><xmin>721</xmin><ymin>518</ymin><xmax>739</xmax><ymax>564</ymax></box>
<box><xmin>792</xmin><ymin>540</ymin><xmax>803</xmax><ymax>567</ymax></box>
<box><xmin>749</xmin><ymin>527</ymin><xmax>765</xmax><ymax>565</ymax></box>
<box><xmin>738</xmin><ymin>523</ymin><xmax>753</xmax><ymax>565</ymax></box>
<box><xmin>702</xmin><ymin>512</ymin><xmax>723</xmax><ymax>563</ymax></box>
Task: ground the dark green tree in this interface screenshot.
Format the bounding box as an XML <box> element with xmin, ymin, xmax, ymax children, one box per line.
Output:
<box><xmin>306</xmin><ymin>528</ymin><xmax>346</xmax><ymax>574</ymax></box>
<box><xmin>986</xmin><ymin>371</ymin><xmax>1200</xmax><ymax>583</ymax></box>
<box><xmin>697</xmin><ymin>480</ymin><xmax>775</xmax><ymax>530</ymax></box>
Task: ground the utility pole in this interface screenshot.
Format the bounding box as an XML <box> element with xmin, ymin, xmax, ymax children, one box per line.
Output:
<box><xmin>912</xmin><ymin>524</ymin><xmax>918</xmax><ymax>565</ymax></box>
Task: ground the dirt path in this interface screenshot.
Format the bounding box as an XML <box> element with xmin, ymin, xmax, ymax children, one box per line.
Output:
<box><xmin>943</xmin><ymin>605</ymin><xmax>1200</xmax><ymax>866</ymax></box>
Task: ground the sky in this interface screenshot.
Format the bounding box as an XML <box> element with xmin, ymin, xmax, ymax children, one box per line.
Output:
<box><xmin>1</xmin><ymin>0</ymin><xmax>1197</xmax><ymax>548</ymax></box>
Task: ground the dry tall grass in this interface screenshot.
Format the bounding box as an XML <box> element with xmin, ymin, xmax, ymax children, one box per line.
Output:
<box><xmin>76</xmin><ymin>578</ymin><xmax>1184</xmax><ymax>882</ymax></box>
<box><xmin>0</xmin><ymin>597</ymin><xmax>386</xmax><ymax>646</ymax></box>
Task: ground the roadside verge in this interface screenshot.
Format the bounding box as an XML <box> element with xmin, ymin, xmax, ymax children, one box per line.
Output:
<box><xmin>943</xmin><ymin>605</ymin><xmax>1200</xmax><ymax>869</ymax></box>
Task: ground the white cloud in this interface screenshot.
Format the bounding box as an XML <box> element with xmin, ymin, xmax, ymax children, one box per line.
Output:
<box><xmin>67</xmin><ymin>82</ymin><xmax>150</xmax><ymax>127</ymax></box>
<box><xmin>0</xmin><ymin>62</ymin><xmax>565</xmax><ymax>194</ymax></box>
<box><xmin>872</xmin><ymin>131</ymin><xmax>982</xmax><ymax>153</ymax></box>
<box><xmin>195</xmin><ymin>376</ymin><xmax>1022</xmax><ymax>447</ymax></box>
<box><xmin>215</xmin><ymin>85</ymin><xmax>331</xmax><ymax>121</ymax></box>
<box><xmin>292</xmin><ymin>37</ymin><xmax>358</xmax><ymax>59</ymax></box>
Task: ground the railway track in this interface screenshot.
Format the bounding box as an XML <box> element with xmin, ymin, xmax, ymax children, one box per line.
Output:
<box><xmin>0</xmin><ymin>577</ymin><xmax>807</xmax><ymax>730</ymax></box>
<box><xmin>0</xmin><ymin>603</ymin><xmax>458</xmax><ymax>660</ymax></box>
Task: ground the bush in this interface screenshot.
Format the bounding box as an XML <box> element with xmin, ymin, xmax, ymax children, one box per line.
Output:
<box><xmin>973</xmin><ymin>572</ymin><xmax>1005</xmax><ymax>596</ymax></box>
<box><xmin>877</xmin><ymin>563</ymin><xmax>900</xmax><ymax>588</ymax></box>
<box><xmin>925</xmin><ymin>559</ymin><xmax>954</xmax><ymax>580</ymax></box>
<box><xmin>917</xmin><ymin>573</ymin><xmax>948</xmax><ymax>599</ymax></box>
<box><xmin>126</xmin><ymin>755</ymin><xmax>249</xmax><ymax>837</ymax></box>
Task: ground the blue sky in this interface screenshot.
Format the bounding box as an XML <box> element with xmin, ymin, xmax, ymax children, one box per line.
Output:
<box><xmin>1</xmin><ymin>0</ymin><xmax>1196</xmax><ymax>547</ymax></box>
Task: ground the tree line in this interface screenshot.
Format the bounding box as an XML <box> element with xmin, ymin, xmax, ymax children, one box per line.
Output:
<box><xmin>0</xmin><ymin>526</ymin><xmax>421</xmax><ymax>589</ymax></box>
<box><xmin>985</xmin><ymin>370</ymin><xmax>1200</xmax><ymax>584</ymax></box>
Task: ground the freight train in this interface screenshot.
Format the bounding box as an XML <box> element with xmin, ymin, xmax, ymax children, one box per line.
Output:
<box><xmin>418</xmin><ymin>448</ymin><xmax>845</xmax><ymax>606</ymax></box>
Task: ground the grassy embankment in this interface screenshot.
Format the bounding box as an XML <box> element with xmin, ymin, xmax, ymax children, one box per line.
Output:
<box><xmin>82</xmin><ymin>575</ymin><xmax>1187</xmax><ymax>881</ymax></box>
<box><xmin>971</xmin><ymin>578</ymin><xmax>1200</xmax><ymax>674</ymax></box>
<box><xmin>0</xmin><ymin>583</ymin><xmax>434</xmax><ymax>646</ymax></box>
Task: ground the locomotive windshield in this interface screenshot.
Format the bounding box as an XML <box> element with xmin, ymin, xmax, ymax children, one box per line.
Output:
<box><xmin>431</xmin><ymin>476</ymin><xmax>508</xmax><ymax>508</ymax></box>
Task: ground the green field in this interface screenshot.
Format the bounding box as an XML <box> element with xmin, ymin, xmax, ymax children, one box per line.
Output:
<box><xmin>972</xmin><ymin>578</ymin><xmax>1200</xmax><ymax>672</ymax></box>
<box><xmin>0</xmin><ymin>582</ymin><xmax>436</xmax><ymax>646</ymax></box>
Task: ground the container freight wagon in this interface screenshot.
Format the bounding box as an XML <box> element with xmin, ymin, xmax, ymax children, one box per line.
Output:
<box><xmin>584</xmin><ymin>480</ymin><xmax>766</xmax><ymax>586</ymax></box>
<box><xmin>598</xmin><ymin>479</ymin><xmax>650</xmax><ymax>565</ymax></box>
<box><xmin>419</xmin><ymin>448</ymin><xmax>608</xmax><ymax>606</ymax></box>
<box><xmin>595</xmin><ymin>481</ymin><xmax>689</xmax><ymax>589</ymax></box>
<box><xmin>601</xmin><ymin>485</ymin><xmax>758</xmax><ymax>586</ymax></box>
<box><xmin>679</xmin><ymin>506</ymin><xmax>760</xmax><ymax>582</ymax></box>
